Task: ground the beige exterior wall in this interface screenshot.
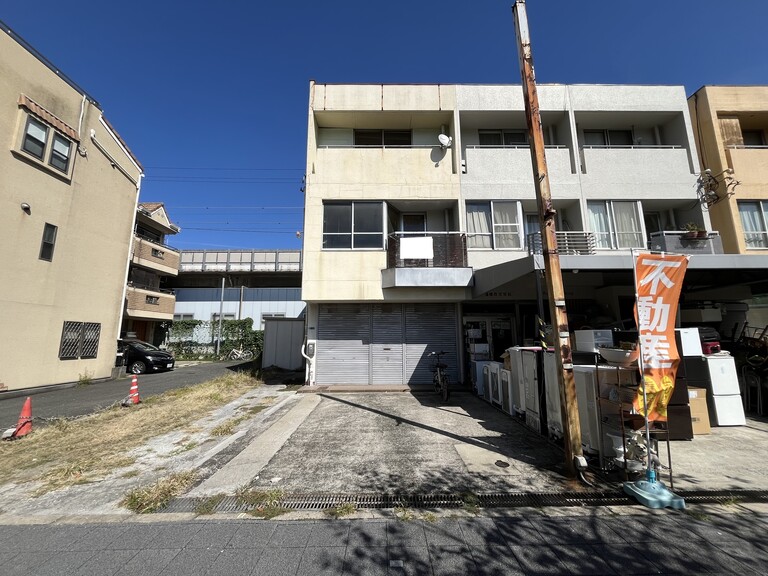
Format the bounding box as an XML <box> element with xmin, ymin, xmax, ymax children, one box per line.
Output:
<box><xmin>132</xmin><ymin>236</ymin><xmax>180</xmax><ymax>276</ymax></box>
<box><xmin>125</xmin><ymin>286</ymin><xmax>175</xmax><ymax>319</ymax></box>
<box><xmin>689</xmin><ymin>86</ymin><xmax>768</xmax><ymax>254</ymax></box>
<box><xmin>303</xmin><ymin>82</ymin><xmax>462</xmax><ymax>303</ymax></box>
<box><xmin>0</xmin><ymin>30</ymin><xmax>140</xmax><ymax>391</ymax></box>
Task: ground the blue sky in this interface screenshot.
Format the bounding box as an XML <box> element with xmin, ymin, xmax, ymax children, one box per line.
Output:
<box><xmin>3</xmin><ymin>1</ymin><xmax>767</xmax><ymax>250</ymax></box>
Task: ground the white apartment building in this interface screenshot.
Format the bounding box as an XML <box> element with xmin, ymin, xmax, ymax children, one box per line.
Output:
<box><xmin>302</xmin><ymin>82</ymin><xmax>766</xmax><ymax>387</ymax></box>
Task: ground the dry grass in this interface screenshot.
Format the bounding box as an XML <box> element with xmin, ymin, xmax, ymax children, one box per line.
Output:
<box><xmin>0</xmin><ymin>371</ymin><xmax>260</xmax><ymax>495</ymax></box>
<box><xmin>235</xmin><ymin>487</ymin><xmax>288</xmax><ymax>519</ymax></box>
<box><xmin>120</xmin><ymin>471</ymin><xmax>198</xmax><ymax>513</ymax></box>
<box><xmin>325</xmin><ymin>502</ymin><xmax>356</xmax><ymax>519</ymax></box>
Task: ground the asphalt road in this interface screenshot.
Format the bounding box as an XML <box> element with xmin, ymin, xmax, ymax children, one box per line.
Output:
<box><xmin>0</xmin><ymin>361</ymin><xmax>248</xmax><ymax>430</ymax></box>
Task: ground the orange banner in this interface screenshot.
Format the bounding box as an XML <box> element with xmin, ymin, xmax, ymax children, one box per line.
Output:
<box><xmin>633</xmin><ymin>252</ymin><xmax>689</xmax><ymax>421</ymax></box>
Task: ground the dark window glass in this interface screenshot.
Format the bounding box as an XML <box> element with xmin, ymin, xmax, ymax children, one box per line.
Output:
<box><xmin>382</xmin><ymin>130</ymin><xmax>411</xmax><ymax>146</ymax></box>
<box><xmin>583</xmin><ymin>130</ymin><xmax>607</xmax><ymax>146</ymax></box>
<box><xmin>354</xmin><ymin>130</ymin><xmax>382</xmax><ymax>146</ymax></box>
<box><xmin>22</xmin><ymin>117</ymin><xmax>48</xmax><ymax>159</ymax></box>
<box><xmin>608</xmin><ymin>130</ymin><xmax>633</xmax><ymax>146</ymax></box>
<box><xmin>39</xmin><ymin>223</ymin><xmax>58</xmax><ymax>261</ymax></box>
<box><xmin>354</xmin><ymin>202</ymin><xmax>382</xmax><ymax>233</ymax></box>
<box><xmin>49</xmin><ymin>134</ymin><xmax>72</xmax><ymax>172</ymax></box>
<box><xmin>354</xmin><ymin>234</ymin><xmax>384</xmax><ymax>249</ymax></box>
<box><xmin>743</xmin><ymin>130</ymin><xmax>765</xmax><ymax>147</ymax></box>
<box><xmin>479</xmin><ymin>130</ymin><xmax>502</xmax><ymax>146</ymax></box>
<box><xmin>323</xmin><ymin>204</ymin><xmax>352</xmax><ymax>234</ymax></box>
<box><xmin>504</xmin><ymin>130</ymin><xmax>528</xmax><ymax>145</ymax></box>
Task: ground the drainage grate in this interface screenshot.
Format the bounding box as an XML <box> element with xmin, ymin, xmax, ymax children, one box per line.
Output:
<box><xmin>161</xmin><ymin>489</ymin><xmax>768</xmax><ymax>514</ymax></box>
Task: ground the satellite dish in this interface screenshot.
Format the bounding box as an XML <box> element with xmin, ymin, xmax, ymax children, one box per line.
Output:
<box><xmin>438</xmin><ymin>134</ymin><xmax>452</xmax><ymax>148</ymax></box>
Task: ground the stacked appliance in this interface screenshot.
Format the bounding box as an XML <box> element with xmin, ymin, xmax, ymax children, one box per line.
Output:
<box><xmin>542</xmin><ymin>350</ymin><xmax>563</xmax><ymax>439</ymax></box>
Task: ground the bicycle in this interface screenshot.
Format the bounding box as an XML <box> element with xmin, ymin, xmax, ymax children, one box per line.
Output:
<box><xmin>226</xmin><ymin>346</ymin><xmax>254</xmax><ymax>362</ymax></box>
<box><xmin>429</xmin><ymin>351</ymin><xmax>450</xmax><ymax>402</ymax></box>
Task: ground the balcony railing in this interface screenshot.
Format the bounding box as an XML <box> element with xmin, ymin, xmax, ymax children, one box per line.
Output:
<box><xmin>125</xmin><ymin>284</ymin><xmax>176</xmax><ymax>317</ymax></box>
<box><xmin>386</xmin><ymin>232</ymin><xmax>468</xmax><ymax>268</ymax></box>
<box><xmin>526</xmin><ymin>231</ymin><xmax>597</xmax><ymax>255</ymax></box>
<box><xmin>133</xmin><ymin>235</ymin><xmax>180</xmax><ymax>272</ymax></box>
<box><xmin>180</xmin><ymin>250</ymin><xmax>302</xmax><ymax>272</ymax></box>
<box><xmin>649</xmin><ymin>231</ymin><xmax>724</xmax><ymax>254</ymax></box>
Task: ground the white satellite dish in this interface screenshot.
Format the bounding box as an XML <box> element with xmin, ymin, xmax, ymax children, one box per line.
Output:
<box><xmin>438</xmin><ymin>134</ymin><xmax>452</xmax><ymax>148</ymax></box>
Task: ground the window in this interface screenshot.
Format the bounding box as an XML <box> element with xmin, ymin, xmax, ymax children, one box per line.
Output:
<box><xmin>146</xmin><ymin>296</ymin><xmax>160</xmax><ymax>305</ymax></box>
<box><xmin>151</xmin><ymin>248</ymin><xmax>165</xmax><ymax>259</ymax></box>
<box><xmin>173</xmin><ymin>314</ymin><xmax>194</xmax><ymax>321</ymax></box>
<box><xmin>742</xmin><ymin>130</ymin><xmax>766</xmax><ymax>147</ymax></box>
<box><xmin>59</xmin><ymin>321</ymin><xmax>101</xmax><ymax>359</ymax></box>
<box><xmin>466</xmin><ymin>201</ymin><xmax>522</xmax><ymax>249</ymax></box>
<box><xmin>211</xmin><ymin>313</ymin><xmax>236</xmax><ymax>322</ymax></box>
<box><xmin>583</xmin><ymin>129</ymin><xmax>633</xmax><ymax>147</ymax></box>
<box><xmin>587</xmin><ymin>201</ymin><xmax>644</xmax><ymax>249</ymax></box>
<box><xmin>353</xmin><ymin>130</ymin><xmax>412</xmax><ymax>147</ymax></box>
<box><xmin>738</xmin><ymin>201</ymin><xmax>768</xmax><ymax>248</ymax></box>
<box><xmin>323</xmin><ymin>201</ymin><xmax>384</xmax><ymax>249</ymax></box>
<box><xmin>22</xmin><ymin>117</ymin><xmax>48</xmax><ymax>159</ymax></box>
<box><xmin>20</xmin><ymin>116</ymin><xmax>73</xmax><ymax>173</ymax></box>
<box><xmin>478</xmin><ymin>130</ymin><xmax>528</xmax><ymax>147</ymax></box>
<box><xmin>39</xmin><ymin>223</ymin><xmax>58</xmax><ymax>261</ymax></box>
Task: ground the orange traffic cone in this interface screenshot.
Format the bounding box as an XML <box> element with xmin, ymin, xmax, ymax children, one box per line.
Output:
<box><xmin>2</xmin><ymin>397</ymin><xmax>32</xmax><ymax>440</ymax></box>
<box><xmin>121</xmin><ymin>375</ymin><xmax>141</xmax><ymax>407</ymax></box>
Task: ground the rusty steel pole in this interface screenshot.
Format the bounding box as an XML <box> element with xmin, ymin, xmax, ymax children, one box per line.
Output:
<box><xmin>512</xmin><ymin>0</ymin><xmax>582</xmax><ymax>476</ymax></box>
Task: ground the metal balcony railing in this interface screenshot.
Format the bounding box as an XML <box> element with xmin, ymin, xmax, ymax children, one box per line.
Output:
<box><xmin>386</xmin><ymin>232</ymin><xmax>468</xmax><ymax>268</ymax></box>
<box><xmin>526</xmin><ymin>231</ymin><xmax>597</xmax><ymax>255</ymax></box>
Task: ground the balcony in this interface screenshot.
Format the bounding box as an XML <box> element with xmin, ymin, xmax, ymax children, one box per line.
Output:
<box><xmin>579</xmin><ymin>145</ymin><xmax>694</xmax><ymax>189</ymax></box>
<box><xmin>132</xmin><ymin>236</ymin><xmax>180</xmax><ymax>275</ymax></box>
<box><xmin>526</xmin><ymin>231</ymin><xmax>598</xmax><ymax>255</ymax></box>
<box><xmin>649</xmin><ymin>231</ymin><xmax>724</xmax><ymax>254</ymax></box>
<box><xmin>382</xmin><ymin>232</ymin><xmax>473</xmax><ymax>288</ymax></box>
<box><xmin>462</xmin><ymin>145</ymin><xmax>575</xmax><ymax>183</ymax></box>
<box><xmin>125</xmin><ymin>283</ymin><xmax>176</xmax><ymax>320</ymax></box>
<box><xmin>728</xmin><ymin>146</ymin><xmax>768</xmax><ymax>184</ymax></box>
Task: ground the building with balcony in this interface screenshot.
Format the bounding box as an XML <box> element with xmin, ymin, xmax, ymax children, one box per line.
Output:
<box><xmin>0</xmin><ymin>21</ymin><xmax>142</xmax><ymax>392</ymax></box>
<box><xmin>121</xmin><ymin>203</ymin><xmax>180</xmax><ymax>344</ymax></box>
<box><xmin>303</xmin><ymin>82</ymin><xmax>768</xmax><ymax>388</ymax></box>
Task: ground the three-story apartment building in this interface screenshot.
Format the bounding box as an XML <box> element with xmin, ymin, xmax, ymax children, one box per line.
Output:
<box><xmin>302</xmin><ymin>82</ymin><xmax>763</xmax><ymax>387</ymax></box>
<box><xmin>1</xmin><ymin>21</ymin><xmax>143</xmax><ymax>391</ymax></box>
<box><xmin>121</xmin><ymin>203</ymin><xmax>180</xmax><ymax>345</ymax></box>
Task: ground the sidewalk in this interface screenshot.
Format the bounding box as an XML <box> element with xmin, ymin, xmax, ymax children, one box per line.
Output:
<box><xmin>1</xmin><ymin>506</ymin><xmax>767</xmax><ymax>575</ymax></box>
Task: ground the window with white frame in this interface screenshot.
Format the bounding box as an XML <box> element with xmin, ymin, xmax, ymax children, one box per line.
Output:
<box><xmin>323</xmin><ymin>201</ymin><xmax>384</xmax><ymax>249</ymax></box>
<box><xmin>738</xmin><ymin>201</ymin><xmax>768</xmax><ymax>248</ymax></box>
<box><xmin>20</xmin><ymin>115</ymin><xmax>74</xmax><ymax>174</ymax></box>
<box><xmin>587</xmin><ymin>201</ymin><xmax>644</xmax><ymax>249</ymax></box>
<box><xmin>466</xmin><ymin>201</ymin><xmax>523</xmax><ymax>249</ymax></box>
<box><xmin>173</xmin><ymin>314</ymin><xmax>194</xmax><ymax>321</ymax></box>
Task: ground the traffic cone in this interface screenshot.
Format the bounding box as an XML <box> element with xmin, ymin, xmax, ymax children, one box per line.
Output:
<box><xmin>2</xmin><ymin>397</ymin><xmax>32</xmax><ymax>440</ymax></box>
<box><xmin>121</xmin><ymin>375</ymin><xmax>141</xmax><ymax>407</ymax></box>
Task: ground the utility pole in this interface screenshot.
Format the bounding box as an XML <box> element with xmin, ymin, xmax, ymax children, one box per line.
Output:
<box><xmin>512</xmin><ymin>0</ymin><xmax>583</xmax><ymax>476</ymax></box>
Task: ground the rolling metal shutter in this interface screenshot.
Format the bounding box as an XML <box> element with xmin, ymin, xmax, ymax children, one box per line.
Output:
<box><xmin>316</xmin><ymin>304</ymin><xmax>371</xmax><ymax>385</ymax></box>
<box><xmin>371</xmin><ymin>304</ymin><xmax>404</xmax><ymax>384</ymax></box>
<box><xmin>405</xmin><ymin>304</ymin><xmax>458</xmax><ymax>385</ymax></box>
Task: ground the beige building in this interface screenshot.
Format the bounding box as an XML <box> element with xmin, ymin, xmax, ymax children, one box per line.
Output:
<box><xmin>122</xmin><ymin>203</ymin><xmax>180</xmax><ymax>345</ymax></box>
<box><xmin>688</xmin><ymin>86</ymin><xmax>768</xmax><ymax>254</ymax></box>
<box><xmin>303</xmin><ymin>82</ymin><xmax>768</xmax><ymax>387</ymax></box>
<box><xmin>0</xmin><ymin>22</ymin><xmax>143</xmax><ymax>391</ymax></box>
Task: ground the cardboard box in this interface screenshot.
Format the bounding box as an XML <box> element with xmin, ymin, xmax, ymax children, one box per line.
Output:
<box><xmin>688</xmin><ymin>387</ymin><xmax>707</xmax><ymax>400</ymax></box>
<box><xmin>689</xmin><ymin>396</ymin><xmax>711</xmax><ymax>435</ymax></box>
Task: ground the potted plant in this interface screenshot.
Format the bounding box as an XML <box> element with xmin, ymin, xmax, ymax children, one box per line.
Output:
<box><xmin>683</xmin><ymin>222</ymin><xmax>700</xmax><ymax>239</ymax></box>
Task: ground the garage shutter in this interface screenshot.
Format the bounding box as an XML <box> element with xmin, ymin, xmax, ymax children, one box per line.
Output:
<box><xmin>371</xmin><ymin>304</ymin><xmax>404</xmax><ymax>384</ymax></box>
<box><xmin>405</xmin><ymin>304</ymin><xmax>458</xmax><ymax>384</ymax></box>
<box><xmin>316</xmin><ymin>304</ymin><xmax>371</xmax><ymax>384</ymax></box>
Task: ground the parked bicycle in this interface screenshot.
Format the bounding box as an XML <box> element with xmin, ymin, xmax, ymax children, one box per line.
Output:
<box><xmin>226</xmin><ymin>346</ymin><xmax>254</xmax><ymax>362</ymax></box>
<box><xmin>429</xmin><ymin>350</ymin><xmax>450</xmax><ymax>402</ymax></box>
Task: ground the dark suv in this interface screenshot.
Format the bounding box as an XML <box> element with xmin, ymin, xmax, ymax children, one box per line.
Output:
<box><xmin>118</xmin><ymin>339</ymin><xmax>175</xmax><ymax>375</ymax></box>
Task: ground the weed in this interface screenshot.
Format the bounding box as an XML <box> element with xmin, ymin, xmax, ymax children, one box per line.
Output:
<box><xmin>121</xmin><ymin>470</ymin><xmax>140</xmax><ymax>479</ymax></box>
<box><xmin>684</xmin><ymin>509</ymin><xmax>711</xmax><ymax>522</ymax></box>
<box><xmin>120</xmin><ymin>470</ymin><xmax>198</xmax><ymax>514</ymax></box>
<box><xmin>393</xmin><ymin>506</ymin><xmax>415</xmax><ymax>521</ymax></box>
<box><xmin>211</xmin><ymin>415</ymin><xmax>247</xmax><ymax>437</ymax></box>
<box><xmin>421</xmin><ymin>511</ymin><xmax>438</xmax><ymax>523</ymax></box>
<box><xmin>77</xmin><ymin>370</ymin><xmax>94</xmax><ymax>387</ymax></box>
<box><xmin>194</xmin><ymin>494</ymin><xmax>226</xmax><ymax>515</ymax></box>
<box><xmin>169</xmin><ymin>442</ymin><xmax>199</xmax><ymax>456</ymax></box>
<box><xmin>235</xmin><ymin>487</ymin><xmax>287</xmax><ymax>519</ymax></box>
<box><xmin>325</xmin><ymin>502</ymin><xmax>356</xmax><ymax>519</ymax></box>
<box><xmin>721</xmin><ymin>495</ymin><xmax>742</xmax><ymax>507</ymax></box>
<box><xmin>459</xmin><ymin>492</ymin><xmax>481</xmax><ymax>515</ymax></box>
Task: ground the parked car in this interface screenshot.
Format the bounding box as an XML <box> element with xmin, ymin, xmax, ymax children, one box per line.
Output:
<box><xmin>118</xmin><ymin>339</ymin><xmax>175</xmax><ymax>374</ymax></box>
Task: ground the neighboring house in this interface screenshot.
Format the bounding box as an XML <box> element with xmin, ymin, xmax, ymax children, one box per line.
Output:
<box><xmin>121</xmin><ymin>202</ymin><xmax>180</xmax><ymax>345</ymax></box>
<box><xmin>168</xmin><ymin>249</ymin><xmax>304</xmax><ymax>344</ymax></box>
<box><xmin>0</xmin><ymin>22</ymin><xmax>143</xmax><ymax>391</ymax></box>
<box><xmin>688</xmin><ymin>86</ymin><xmax>768</xmax><ymax>327</ymax></box>
<box><xmin>302</xmin><ymin>82</ymin><xmax>768</xmax><ymax>387</ymax></box>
